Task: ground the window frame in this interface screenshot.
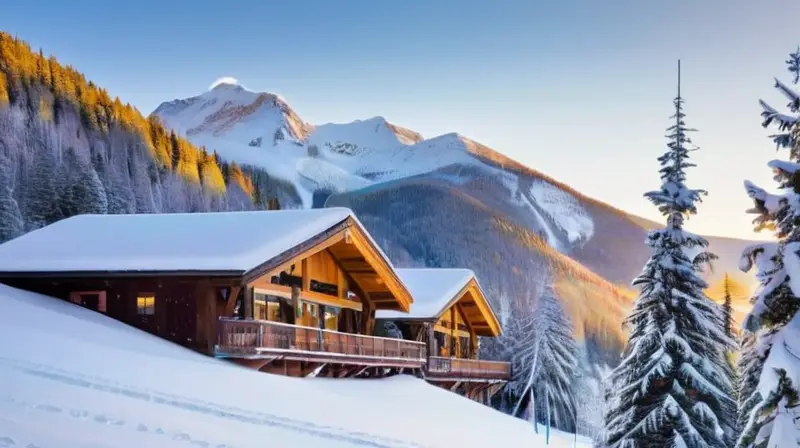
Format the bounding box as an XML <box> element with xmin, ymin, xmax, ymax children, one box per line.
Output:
<box><xmin>69</xmin><ymin>290</ymin><xmax>107</xmax><ymax>313</ymax></box>
<box><xmin>136</xmin><ymin>293</ymin><xmax>156</xmax><ymax>316</ymax></box>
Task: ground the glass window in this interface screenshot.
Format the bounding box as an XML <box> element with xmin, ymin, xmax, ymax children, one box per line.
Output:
<box><xmin>324</xmin><ymin>306</ymin><xmax>340</xmax><ymax>330</ymax></box>
<box><xmin>137</xmin><ymin>295</ymin><xmax>155</xmax><ymax>315</ymax></box>
<box><xmin>434</xmin><ymin>331</ymin><xmax>447</xmax><ymax>357</ymax></box>
<box><xmin>299</xmin><ymin>301</ymin><xmax>320</xmax><ymax>328</ymax></box>
<box><xmin>254</xmin><ymin>293</ymin><xmax>288</xmax><ymax>322</ymax></box>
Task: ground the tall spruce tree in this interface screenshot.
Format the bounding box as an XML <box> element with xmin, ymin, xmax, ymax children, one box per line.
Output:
<box><xmin>603</xmin><ymin>61</ymin><xmax>735</xmax><ymax>448</ymax></box>
<box><xmin>736</xmin><ymin>47</ymin><xmax>800</xmax><ymax>448</ymax></box>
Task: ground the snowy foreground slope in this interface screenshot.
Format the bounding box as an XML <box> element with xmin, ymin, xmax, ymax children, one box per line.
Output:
<box><xmin>0</xmin><ymin>284</ymin><xmax>591</xmax><ymax>448</ymax></box>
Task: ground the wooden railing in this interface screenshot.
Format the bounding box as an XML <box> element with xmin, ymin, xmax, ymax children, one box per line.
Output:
<box><xmin>216</xmin><ymin>318</ymin><xmax>427</xmax><ymax>363</ymax></box>
<box><xmin>427</xmin><ymin>356</ymin><xmax>511</xmax><ymax>380</ymax></box>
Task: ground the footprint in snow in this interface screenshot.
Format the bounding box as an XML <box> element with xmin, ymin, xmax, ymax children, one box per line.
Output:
<box><xmin>33</xmin><ymin>404</ymin><xmax>61</xmax><ymax>413</ymax></box>
<box><xmin>136</xmin><ymin>424</ymin><xmax>148</xmax><ymax>432</ymax></box>
<box><xmin>0</xmin><ymin>436</ymin><xmax>15</xmax><ymax>447</ymax></box>
<box><xmin>190</xmin><ymin>441</ymin><xmax>210</xmax><ymax>447</ymax></box>
<box><xmin>69</xmin><ymin>409</ymin><xmax>89</xmax><ymax>420</ymax></box>
<box><xmin>154</xmin><ymin>428</ymin><xmax>165</xmax><ymax>435</ymax></box>
<box><xmin>172</xmin><ymin>433</ymin><xmax>191</xmax><ymax>441</ymax></box>
<box><xmin>93</xmin><ymin>414</ymin><xmax>124</xmax><ymax>426</ymax></box>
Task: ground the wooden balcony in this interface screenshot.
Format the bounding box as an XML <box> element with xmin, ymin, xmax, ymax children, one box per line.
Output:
<box><xmin>425</xmin><ymin>356</ymin><xmax>511</xmax><ymax>382</ymax></box>
<box><xmin>215</xmin><ymin>318</ymin><xmax>427</xmax><ymax>369</ymax></box>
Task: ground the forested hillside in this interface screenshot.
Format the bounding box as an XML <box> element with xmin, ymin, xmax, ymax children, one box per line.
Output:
<box><xmin>0</xmin><ymin>32</ymin><xmax>296</xmax><ymax>241</ymax></box>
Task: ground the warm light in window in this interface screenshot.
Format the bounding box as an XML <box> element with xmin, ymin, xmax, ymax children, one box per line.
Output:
<box><xmin>137</xmin><ymin>295</ymin><xmax>155</xmax><ymax>315</ymax></box>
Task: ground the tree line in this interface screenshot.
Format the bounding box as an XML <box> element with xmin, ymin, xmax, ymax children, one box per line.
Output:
<box><xmin>0</xmin><ymin>32</ymin><xmax>299</xmax><ymax>242</ymax></box>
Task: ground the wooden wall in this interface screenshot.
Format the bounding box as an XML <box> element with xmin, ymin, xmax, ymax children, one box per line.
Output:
<box><xmin>2</xmin><ymin>276</ymin><xmax>241</xmax><ymax>354</ymax></box>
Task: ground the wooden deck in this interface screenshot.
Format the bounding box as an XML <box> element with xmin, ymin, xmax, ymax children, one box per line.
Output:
<box><xmin>215</xmin><ymin>318</ymin><xmax>427</xmax><ymax>369</ymax></box>
<box><xmin>425</xmin><ymin>356</ymin><xmax>511</xmax><ymax>381</ymax></box>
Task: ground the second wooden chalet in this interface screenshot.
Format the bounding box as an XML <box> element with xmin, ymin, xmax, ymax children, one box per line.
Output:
<box><xmin>375</xmin><ymin>268</ymin><xmax>510</xmax><ymax>402</ymax></box>
<box><xmin>0</xmin><ymin>208</ymin><xmax>426</xmax><ymax>377</ymax></box>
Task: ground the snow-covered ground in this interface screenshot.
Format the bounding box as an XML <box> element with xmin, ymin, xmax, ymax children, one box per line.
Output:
<box><xmin>0</xmin><ymin>283</ymin><xmax>592</xmax><ymax>448</ymax></box>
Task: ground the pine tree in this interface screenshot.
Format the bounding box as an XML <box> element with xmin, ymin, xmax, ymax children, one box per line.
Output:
<box><xmin>722</xmin><ymin>274</ymin><xmax>734</xmax><ymax>337</ymax></box>
<box><xmin>23</xmin><ymin>139</ymin><xmax>61</xmax><ymax>230</ymax></box>
<box><xmin>603</xmin><ymin>61</ymin><xmax>735</xmax><ymax>448</ymax></box>
<box><xmin>735</xmin><ymin>330</ymin><xmax>765</xmax><ymax>444</ymax></box>
<box><xmin>510</xmin><ymin>285</ymin><xmax>578</xmax><ymax>434</ymax></box>
<box><xmin>736</xmin><ymin>46</ymin><xmax>800</xmax><ymax>448</ymax></box>
<box><xmin>0</xmin><ymin>155</ymin><xmax>23</xmax><ymax>242</ymax></box>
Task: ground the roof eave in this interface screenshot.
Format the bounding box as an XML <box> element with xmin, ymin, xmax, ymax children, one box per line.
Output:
<box><xmin>0</xmin><ymin>269</ymin><xmax>245</xmax><ymax>279</ymax></box>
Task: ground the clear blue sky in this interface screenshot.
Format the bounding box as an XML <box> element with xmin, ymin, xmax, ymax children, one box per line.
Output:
<box><xmin>3</xmin><ymin>0</ymin><xmax>799</xmax><ymax>240</ymax></box>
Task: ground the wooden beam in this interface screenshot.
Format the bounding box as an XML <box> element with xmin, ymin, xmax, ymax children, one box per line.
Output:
<box><xmin>456</xmin><ymin>303</ymin><xmax>478</xmax><ymax>359</ymax></box>
<box><xmin>194</xmin><ymin>278</ymin><xmax>217</xmax><ymax>354</ymax></box>
<box><xmin>242</xmin><ymin>286</ymin><xmax>253</xmax><ymax>319</ymax></box>
<box><xmin>301</xmin><ymin>290</ymin><xmax>363</xmax><ymax>311</ymax></box>
<box><xmin>301</xmin><ymin>258</ymin><xmax>311</xmax><ymax>292</ymax></box>
<box><xmin>433</xmin><ymin>324</ymin><xmax>471</xmax><ymax>338</ymax></box>
<box><xmin>252</xmin><ymin>284</ymin><xmax>292</xmax><ymax>298</ymax></box>
<box><xmin>337</xmin><ymin>261</ymin><xmax>347</xmax><ymax>299</ymax></box>
<box><xmin>223</xmin><ymin>285</ymin><xmax>242</xmax><ymax>317</ymax></box>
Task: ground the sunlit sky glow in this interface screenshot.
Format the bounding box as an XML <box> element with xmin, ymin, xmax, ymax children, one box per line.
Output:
<box><xmin>3</xmin><ymin>0</ymin><xmax>800</xmax><ymax>240</ymax></box>
<box><xmin>208</xmin><ymin>77</ymin><xmax>240</xmax><ymax>90</ymax></box>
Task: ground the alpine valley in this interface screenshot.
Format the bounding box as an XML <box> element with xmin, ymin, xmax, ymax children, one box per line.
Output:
<box><xmin>0</xmin><ymin>30</ymin><xmax>755</xmax><ymax>437</ymax></box>
<box><xmin>152</xmin><ymin>80</ymin><xmax>756</xmax><ymax>428</ymax></box>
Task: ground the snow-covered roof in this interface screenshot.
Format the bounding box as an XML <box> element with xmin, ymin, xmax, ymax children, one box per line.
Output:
<box><xmin>0</xmin><ymin>208</ymin><xmax>357</xmax><ymax>274</ymax></box>
<box><xmin>376</xmin><ymin>268</ymin><xmax>478</xmax><ymax>320</ymax></box>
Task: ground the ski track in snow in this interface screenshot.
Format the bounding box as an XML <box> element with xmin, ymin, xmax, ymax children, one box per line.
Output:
<box><xmin>0</xmin><ymin>357</ymin><xmax>427</xmax><ymax>448</ymax></box>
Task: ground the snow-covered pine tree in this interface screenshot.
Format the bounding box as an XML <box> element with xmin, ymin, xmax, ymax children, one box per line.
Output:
<box><xmin>22</xmin><ymin>135</ymin><xmax>61</xmax><ymax>230</ymax></box>
<box><xmin>603</xmin><ymin>61</ymin><xmax>735</xmax><ymax>448</ymax></box>
<box><xmin>510</xmin><ymin>285</ymin><xmax>578</xmax><ymax>433</ymax></box>
<box><xmin>0</xmin><ymin>155</ymin><xmax>23</xmax><ymax>242</ymax></box>
<box><xmin>736</xmin><ymin>46</ymin><xmax>800</xmax><ymax>448</ymax></box>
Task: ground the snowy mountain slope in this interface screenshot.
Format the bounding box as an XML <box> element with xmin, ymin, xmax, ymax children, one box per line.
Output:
<box><xmin>308</xmin><ymin>116</ymin><xmax>423</xmax><ymax>154</ymax></box>
<box><xmin>0</xmin><ymin>283</ymin><xmax>592</xmax><ymax>448</ymax></box>
<box><xmin>153</xmin><ymin>82</ymin><xmax>311</xmax><ymax>145</ymax></box>
<box><xmin>152</xmin><ymin>81</ymin><xmax>755</xmax><ymax>350</ymax></box>
<box><xmin>325</xmin><ymin>175</ymin><xmax>634</xmax><ymax>363</ymax></box>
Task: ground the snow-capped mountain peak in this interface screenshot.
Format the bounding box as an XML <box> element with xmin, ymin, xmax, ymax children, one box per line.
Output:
<box><xmin>153</xmin><ymin>80</ymin><xmax>312</xmax><ymax>147</ymax></box>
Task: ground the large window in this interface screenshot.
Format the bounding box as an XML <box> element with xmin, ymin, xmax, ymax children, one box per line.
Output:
<box><xmin>298</xmin><ymin>301</ymin><xmax>320</xmax><ymax>328</ymax></box>
<box><xmin>137</xmin><ymin>294</ymin><xmax>155</xmax><ymax>316</ymax></box>
<box><xmin>254</xmin><ymin>293</ymin><xmax>287</xmax><ymax>322</ymax></box>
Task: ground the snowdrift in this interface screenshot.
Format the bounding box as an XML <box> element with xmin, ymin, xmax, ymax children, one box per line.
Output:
<box><xmin>0</xmin><ymin>284</ymin><xmax>591</xmax><ymax>448</ymax></box>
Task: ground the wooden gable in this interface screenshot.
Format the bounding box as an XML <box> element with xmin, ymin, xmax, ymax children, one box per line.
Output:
<box><xmin>452</xmin><ymin>280</ymin><xmax>501</xmax><ymax>337</ymax></box>
<box><xmin>429</xmin><ymin>279</ymin><xmax>501</xmax><ymax>338</ymax></box>
<box><xmin>244</xmin><ymin>217</ymin><xmax>413</xmax><ymax>313</ymax></box>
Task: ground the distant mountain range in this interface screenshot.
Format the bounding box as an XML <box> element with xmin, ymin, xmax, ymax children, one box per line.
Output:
<box><xmin>153</xmin><ymin>80</ymin><xmax>757</xmax><ymax>371</ymax></box>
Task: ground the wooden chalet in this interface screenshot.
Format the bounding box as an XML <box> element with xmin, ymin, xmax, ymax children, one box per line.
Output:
<box><xmin>0</xmin><ymin>208</ymin><xmax>426</xmax><ymax>378</ymax></box>
<box><xmin>375</xmin><ymin>269</ymin><xmax>510</xmax><ymax>402</ymax></box>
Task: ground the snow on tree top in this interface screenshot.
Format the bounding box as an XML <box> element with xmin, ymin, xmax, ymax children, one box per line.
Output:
<box><xmin>0</xmin><ymin>208</ymin><xmax>360</xmax><ymax>274</ymax></box>
<box><xmin>375</xmin><ymin>268</ymin><xmax>481</xmax><ymax>320</ymax></box>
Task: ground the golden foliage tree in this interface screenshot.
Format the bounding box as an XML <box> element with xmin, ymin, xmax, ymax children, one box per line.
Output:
<box><xmin>0</xmin><ymin>31</ymin><xmax>252</xmax><ymax>198</ymax></box>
